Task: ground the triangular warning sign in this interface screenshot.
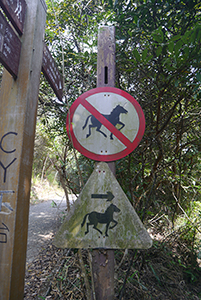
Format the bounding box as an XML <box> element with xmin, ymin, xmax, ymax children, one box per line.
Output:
<box><xmin>53</xmin><ymin>162</ymin><xmax>152</xmax><ymax>249</ymax></box>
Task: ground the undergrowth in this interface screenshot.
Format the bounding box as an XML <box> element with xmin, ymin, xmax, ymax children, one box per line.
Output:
<box><xmin>26</xmin><ymin>181</ymin><xmax>201</xmax><ymax>299</ymax></box>
<box><xmin>24</xmin><ymin>231</ymin><xmax>201</xmax><ymax>300</ymax></box>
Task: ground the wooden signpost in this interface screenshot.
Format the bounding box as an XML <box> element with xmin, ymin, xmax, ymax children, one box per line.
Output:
<box><xmin>55</xmin><ymin>26</ymin><xmax>152</xmax><ymax>300</ymax></box>
<box><xmin>0</xmin><ymin>0</ymin><xmax>27</xmax><ymax>36</ymax></box>
<box><xmin>0</xmin><ymin>11</ymin><xmax>21</xmax><ymax>79</ymax></box>
<box><xmin>0</xmin><ymin>0</ymin><xmax>47</xmax><ymax>299</ymax></box>
<box><xmin>93</xmin><ymin>26</ymin><xmax>116</xmax><ymax>300</ymax></box>
<box><xmin>42</xmin><ymin>43</ymin><xmax>63</xmax><ymax>101</ymax></box>
<box><xmin>0</xmin><ymin>5</ymin><xmax>149</xmax><ymax>298</ymax></box>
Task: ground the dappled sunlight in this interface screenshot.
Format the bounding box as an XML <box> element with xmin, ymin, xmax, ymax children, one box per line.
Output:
<box><xmin>38</xmin><ymin>232</ymin><xmax>54</xmax><ymax>240</ymax></box>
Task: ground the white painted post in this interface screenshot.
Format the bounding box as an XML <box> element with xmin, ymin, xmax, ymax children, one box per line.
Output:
<box><xmin>0</xmin><ymin>0</ymin><xmax>46</xmax><ymax>299</ymax></box>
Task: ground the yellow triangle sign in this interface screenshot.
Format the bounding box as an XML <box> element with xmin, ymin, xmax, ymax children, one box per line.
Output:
<box><xmin>53</xmin><ymin>162</ymin><xmax>152</xmax><ymax>249</ymax></box>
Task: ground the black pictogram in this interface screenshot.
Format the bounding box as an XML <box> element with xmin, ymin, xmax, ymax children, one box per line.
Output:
<box><xmin>81</xmin><ymin>203</ymin><xmax>121</xmax><ymax>237</ymax></box>
<box><xmin>91</xmin><ymin>191</ymin><xmax>114</xmax><ymax>202</ymax></box>
<box><xmin>82</xmin><ymin>105</ymin><xmax>128</xmax><ymax>140</ymax></box>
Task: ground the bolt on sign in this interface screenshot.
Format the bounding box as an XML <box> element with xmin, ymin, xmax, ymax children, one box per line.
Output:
<box><xmin>42</xmin><ymin>43</ymin><xmax>63</xmax><ymax>101</ymax></box>
<box><xmin>0</xmin><ymin>11</ymin><xmax>21</xmax><ymax>79</ymax></box>
<box><xmin>54</xmin><ymin>162</ymin><xmax>152</xmax><ymax>249</ymax></box>
<box><xmin>67</xmin><ymin>87</ymin><xmax>145</xmax><ymax>161</ymax></box>
<box><xmin>0</xmin><ymin>0</ymin><xmax>27</xmax><ymax>36</ymax></box>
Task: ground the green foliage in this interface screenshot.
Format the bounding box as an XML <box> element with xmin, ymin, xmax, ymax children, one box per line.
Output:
<box><xmin>36</xmin><ymin>0</ymin><xmax>201</xmax><ymax>246</ymax></box>
<box><xmin>111</xmin><ymin>1</ymin><xmax>201</xmax><ymax>229</ymax></box>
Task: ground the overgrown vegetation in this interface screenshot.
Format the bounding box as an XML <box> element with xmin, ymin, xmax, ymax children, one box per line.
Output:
<box><xmin>25</xmin><ymin>233</ymin><xmax>201</xmax><ymax>299</ymax></box>
<box><xmin>30</xmin><ymin>0</ymin><xmax>201</xmax><ymax>298</ymax></box>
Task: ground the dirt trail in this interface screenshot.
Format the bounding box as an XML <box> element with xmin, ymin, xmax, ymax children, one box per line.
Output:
<box><xmin>26</xmin><ymin>197</ymin><xmax>67</xmax><ymax>264</ymax></box>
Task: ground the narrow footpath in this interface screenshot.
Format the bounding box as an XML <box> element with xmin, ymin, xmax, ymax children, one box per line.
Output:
<box><xmin>26</xmin><ymin>198</ymin><xmax>67</xmax><ymax>264</ymax></box>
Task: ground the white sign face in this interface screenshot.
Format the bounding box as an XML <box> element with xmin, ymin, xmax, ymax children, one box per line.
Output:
<box><xmin>73</xmin><ymin>92</ymin><xmax>139</xmax><ymax>155</ymax></box>
<box><xmin>67</xmin><ymin>87</ymin><xmax>145</xmax><ymax>161</ymax></box>
<box><xmin>53</xmin><ymin>162</ymin><xmax>152</xmax><ymax>249</ymax></box>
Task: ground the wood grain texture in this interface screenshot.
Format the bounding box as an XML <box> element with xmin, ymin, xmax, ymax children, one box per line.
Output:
<box><xmin>0</xmin><ymin>0</ymin><xmax>46</xmax><ymax>299</ymax></box>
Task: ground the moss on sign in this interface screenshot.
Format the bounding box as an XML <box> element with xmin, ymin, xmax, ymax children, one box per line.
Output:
<box><xmin>53</xmin><ymin>162</ymin><xmax>152</xmax><ymax>249</ymax></box>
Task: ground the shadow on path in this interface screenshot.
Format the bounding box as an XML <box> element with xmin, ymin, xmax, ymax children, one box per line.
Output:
<box><xmin>26</xmin><ymin>198</ymin><xmax>68</xmax><ymax>264</ymax></box>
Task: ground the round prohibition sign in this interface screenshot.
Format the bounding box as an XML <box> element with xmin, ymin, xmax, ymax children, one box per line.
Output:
<box><xmin>66</xmin><ymin>87</ymin><xmax>145</xmax><ymax>161</ymax></box>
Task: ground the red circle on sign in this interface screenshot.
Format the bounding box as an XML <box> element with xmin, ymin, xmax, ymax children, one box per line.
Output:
<box><xmin>66</xmin><ymin>87</ymin><xmax>145</xmax><ymax>161</ymax></box>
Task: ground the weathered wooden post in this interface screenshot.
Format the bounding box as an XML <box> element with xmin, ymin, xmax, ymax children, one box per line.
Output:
<box><xmin>54</xmin><ymin>25</ymin><xmax>152</xmax><ymax>300</ymax></box>
<box><xmin>91</xmin><ymin>26</ymin><xmax>116</xmax><ymax>300</ymax></box>
<box><xmin>0</xmin><ymin>0</ymin><xmax>46</xmax><ymax>299</ymax></box>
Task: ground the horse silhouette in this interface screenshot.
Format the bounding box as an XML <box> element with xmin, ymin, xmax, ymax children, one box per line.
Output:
<box><xmin>82</xmin><ymin>105</ymin><xmax>128</xmax><ymax>140</ymax></box>
<box><xmin>81</xmin><ymin>203</ymin><xmax>121</xmax><ymax>237</ymax></box>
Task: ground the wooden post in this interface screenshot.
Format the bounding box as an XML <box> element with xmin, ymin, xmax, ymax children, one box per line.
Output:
<box><xmin>0</xmin><ymin>0</ymin><xmax>46</xmax><ymax>299</ymax></box>
<box><xmin>92</xmin><ymin>26</ymin><xmax>116</xmax><ymax>300</ymax></box>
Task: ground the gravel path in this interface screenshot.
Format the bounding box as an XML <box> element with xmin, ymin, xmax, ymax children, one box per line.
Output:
<box><xmin>26</xmin><ymin>197</ymin><xmax>71</xmax><ymax>264</ymax></box>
